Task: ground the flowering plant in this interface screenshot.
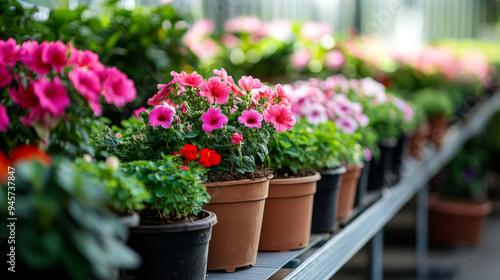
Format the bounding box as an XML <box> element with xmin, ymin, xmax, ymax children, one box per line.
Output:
<box><xmin>0</xmin><ymin>38</ymin><xmax>136</xmax><ymax>157</ymax></box>
<box><xmin>97</xmin><ymin>68</ymin><xmax>295</xmax><ymax>180</ymax></box>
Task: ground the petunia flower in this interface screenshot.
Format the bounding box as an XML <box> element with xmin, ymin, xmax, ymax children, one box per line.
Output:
<box><xmin>171</xmin><ymin>71</ymin><xmax>204</xmax><ymax>87</ymax></box>
<box><xmin>201</xmin><ymin>107</ymin><xmax>228</xmax><ymax>133</ymax></box>
<box><xmin>69</xmin><ymin>67</ymin><xmax>102</xmax><ymax>115</ymax></box>
<box><xmin>68</xmin><ymin>49</ymin><xmax>105</xmax><ymax>70</ymax></box>
<box><xmin>231</xmin><ymin>132</ymin><xmax>243</xmax><ymax>144</ymax></box>
<box><xmin>335</xmin><ymin>117</ymin><xmax>358</xmax><ymax>134</ymax></box>
<box><xmin>238</xmin><ymin>76</ymin><xmax>263</xmax><ymax>91</ymax></box>
<box><xmin>148</xmin><ymin>81</ymin><xmax>174</xmax><ymax>106</ymax></box>
<box><xmin>263</xmin><ymin>104</ymin><xmax>296</xmax><ymax>132</ymax></box>
<box><xmin>199</xmin><ymin>77</ymin><xmax>231</xmax><ymax>104</ymax></box>
<box><xmin>305</xmin><ymin>104</ymin><xmax>328</xmax><ymax>125</ymax></box>
<box><xmin>238</xmin><ymin>109</ymin><xmax>263</xmax><ymax>128</ymax></box>
<box><xmin>33</xmin><ymin>77</ymin><xmax>69</xmax><ymax>116</ymax></box>
<box><xmin>21</xmin><ymin>41</ymin><xmax>51</xmax><ymax>75</ymax></box>
<box><xmin>100</xmin><ymin>67</ymin><xmax>137</xmax><ymax>107</ymax></box>
<box><xmin>9</xmin><ymin>82</ymin><xmax>38</xmax><ymax>109</ymax></box>
<box><xmin>0</xmin><ymin>104</ymin><xmax>9</xmax><ymax>132</ymax></box>
<box><xmin>41</xmin><ymin>41</ymin><xmax>67</xmax><ymax>73</ymax></box>
<box><xmin>0</xmin><ymin>65</ymin><xmax>13</xmax><ymax>88</ymax></box>
<box><xmin>133</xmin><ymin>107</ymin><xmax>146</xmax><ymax>119</ymax></box>
<box><xmin>149</xmin><ymin>105</ymin><xmax>176</xmax><ymax>129</ymax></box>
<box><xmin>0</xmin><ymin>38</ymin><xmax>21</xmax><ymax>66</ymax></box>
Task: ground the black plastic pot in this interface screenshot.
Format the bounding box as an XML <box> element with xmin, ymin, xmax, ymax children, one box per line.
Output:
<box><xmin>390</xmin><ymin>133</ymin><xmax>410</xmax><ymax>184</ymax></box>
<box><xmin>126</xmin><ymin>210</ymin><xmax>217</xmax><ymax>280</ymax></box>
<box><xmin>367</xmin><ymin>138</ymin><xmax>398</xmax><ymax>191</ymax></box>
<box><xmin>311</xmin><ymin>167</ymin><xmax>346</xmax><ymax>233</ymax></box>
<box><xmin>353</xmin><ymin>159</ymin><xmax>371</xmax><ymax>208</ymax></box>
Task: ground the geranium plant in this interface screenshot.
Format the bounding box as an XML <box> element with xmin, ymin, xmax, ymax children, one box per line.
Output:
<box><xmin>0</xmin><ymin>38</ymin><xmax>136</xmax><ymax>157</ymax></box>
<box><xmin>99</xmin><ymin>68</ymin><xmax>295</xmax><ymax>180</ymax></box>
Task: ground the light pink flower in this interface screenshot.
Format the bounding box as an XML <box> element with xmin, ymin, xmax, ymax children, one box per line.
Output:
<box><xmin>331</xmin><ymin>94</ymin><xmax>353</xmax><ymax>118</ymax></box>
<box><xmin>231</xmin><ymin>132</ymin><xmax>243</xmax><ymax>144</ymax></box>
<box><xmin>21</xmin><ymin>41</ymin><xmax>51</xmax><ymax>75</ymax></box>
<box><xmin>364</xmin><ymin>148</ymin><xmax>373</xmax><ymax>161</ymax></box>
<box><xmin>199</xmin><ymin>77</ymin><xmax>231</xmax><ymax>104</ymax></box>
<box><xmin>171</xmin><ymin>71</ymin><xmax>204</xmax><ymax>87</ymax></box>
<box><xmin>324</xmin><ymin>50</ymin><xmax>345</xmax><ymax>71</ymax></box>
<box><xmin>149</xmin><ymin>105</ymin><xmax>176</xmax><ymax>129</ymax></box>
<box><xmin>238</xmin><ymin>76</ymin><xmax>262</xmax><ymax>91</ymax></box>
<box><xmin>354</xmin><ymin>113</ymin><xmax>369</xmax><ymax>127</ymax></box>
<box><xmin>9</xmin><ymin>82</ymin><xmax>38</xmax><ymax>109</ymax></box>
<box><xmin>100</xmin><ymin>67</ymin><xmax>137</xmax><ymax>107</ymax></box>
<box><xmin>0</xmin><ymin>65</ymin><xmax>12</xmax><ymax>87</ymax></box>
<box><xmin>238</xmin><ymin>109</ymin><xmax>263</xmax><ymax>128</ymax></box>
<box><xmin>335</xmin><ymin>117</ymin><xmax>358</xmax><ymax>134</ymax></box>
<box><xmin>41</xmin><ymin>41</ymin><xmax>67</xmax><ymax>73</ymax></box>
<box><xmin>305</xmin><ymin>104</ymin><xmax>328</xmax><ymax>125</ymax></box>
<box><xmin>291</xmin><ymin>49</ymin><xmax>311</xmax><ymax>70</ymax></box>
<box><xmin>69</xmin><ymin>68</ymin><xmax>102</xmax><ymax>115</ymax></box>
<box><xmin>275</xmin><ymin>84</ymin><xmax>291</xmax><ymax>104</ymax></box>
<box><xmin>221</xmin><ymin>34</ymin><xmax>241</xmax><ymax>48</ymax></box>
<box><xmin>33</xmin><ymin>77</ymin><xmax>69</xmax><ymax>116</ymax></box>
<box><xmin>224</xmin><ymin>16</ymin><xmax>262</xmax><ymax>34</ymax></box>
<box><xmin>263</xmin><ymin>105</ymin><xmax>296</xmax><ymax>132</ymax></box>
<box><xmin>133</xmin><ymin>107</ymin><xmax>146</xmax><ymax>119</ymax></box>
<box><xmin>201</xmin><ymin>107</ymin><xmax>228</xmax><ymax>133</ymax></box>
<box><xmin>0</xmin><ymin>104</ymin><xmax>9</xmax><ymax>132</ymax></box>
<box><xmin>214</xmin><ymin>68</ymin><xmax>244</xmax><ymax>97</ymax></box>
<box><xmin>300</xmin><ymin>21</ymin><xmax>333</xmax><ymax>41</ymax></box>
<box><xmin>0</xmin><ymin>38</ymin><xmax>21</xmax><ymax>66</ymax></box>
<box><xmin>251</xmin><ymin>85</ymin><xmax>274</xmax><ymax>102</ymax></box>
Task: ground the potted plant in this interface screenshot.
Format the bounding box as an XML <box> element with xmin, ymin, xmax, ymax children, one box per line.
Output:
<box><xmin>428</xmin><ymin>137</ymin><xmax>492</xmax><ymax>246</ymax></box>
<box><xmin>413</xmin><ymin>87</ymin><xmax>454</xmax><ymax>147</ymax></box>
<box><xmin>95</xmin><ymin>68</ymin><xmax>295</xmax><ymax>272</ymax></box>
<box><xmin>0</xmin><ymin>145</ymin><xmax>140</xmax><ymax>279</ymax></box>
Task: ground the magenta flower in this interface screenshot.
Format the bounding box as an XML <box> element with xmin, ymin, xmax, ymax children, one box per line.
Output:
<box><xmin>149</xmin><ymin>105</ymin><xmax>176</xmax><ymax>129</ymax></box>
<box><xmin>171</xmin><ymin>71</ymin><xmax>204</xmax><ymax>87</ymax></box>
<box><xmin>33</xmin><ymin>77</ymin><xmax>69</xmax><ymax>116</ymax></box>
<box><xmin>41</xmin><ymin>41</ymin><xmax>67</xmax><ymax>73</ymax></box>
<box><xmin>335</xmin><ymin>117</ymin><xmax>358</xmax><ymax>134</ymax></box>
<box><xmin>214</xmin><ymin>68</ymin><xmax>244</xmax><ymax>97</ymax></box>
<box><xmin>69</xmin><ymin>49</ymin><xmax>104</xmax><ymax>70</ymax></box>
<box><xmin>231</xmin><ymin>132</ymin><xmax>243</xmax><ymax>144</ymax></box>
<box><xmin>199</xmin><ymin>77</ymin><xmax>231</xmax><ymax>104</ymax></box>
<box><xmin>305</xmin><ymin>104</ymin><xmax>328</xmax><ymax>125</ymax></box>
<box><xmin>0</xmin><ymin>104</ymin><xmax>9</xmax><ymax>132</ymax></box>
<box><xmin>238</xmin><ymin>109</ymin><xmax>263</xmax><ymax>128</ymax></box>
<box><xmin>201</xmin><ymin>108</ymin><xmax>228</xmax><ymax>133</ymax></box>
<box><xmin>101</xmin><ymin>67</ymin><xmax>137</xmax><ymax>107</ymax></box>
<box><xmin>21</xmin><ymin>41</ymin><xmax>51</xmax><ymax>75</ymax></box>
<box><xmin>69</xmin><ymin>68</ymin><xmax>102</xmax><ymax>115</ymax></box>
<box><xmin>20</xmin><ymin>106</ymin><xmax>60</xmax><ymax>129</ymax></box>
<box><xmin>0</xmin><ymin>38</ymin><xmax>21</xmax><ymax>66</ymax></box>
<box><xmin>148</xmin><ymin>81</ymin><xmax>174</xmax><ymax>106</ymax></box>
<box><xmin>263</xmin><ymin>105</ymin><xmax>296</xmax><ymax>132</ymax></box>
<box><xmin>0</xmin><ymin>65</ymin><xmax>12</xmax><ymax>87</ymax></box>
<box><xmin>9</xmin><ymin>82</ymin><xmax>38</xmax><ymax>109</ymax></box>
<box><xmin>134</xmin><ymin>107</ymin><xmax>146</xmax><ymax>119</ymax></box>
<box><xmin>364</xmin><ymin>148</ymin><xmax>373</xmax><ymax>161</ymax></box>
<box><xmin>238</xmin><ymin>76</ymin><xmax>263</xmax><ymax>91</ymax></box>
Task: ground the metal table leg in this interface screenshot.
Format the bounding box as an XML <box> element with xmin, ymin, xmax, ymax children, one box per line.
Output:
<box><xmin>370</xmin><ymin>229</ymin><xmax>384</xmax><ymax>280</ymax></box>
<box><xmin>416</xmin><ymin>184</ymin><xmax>429</xmax><ymax>280</ymax></box>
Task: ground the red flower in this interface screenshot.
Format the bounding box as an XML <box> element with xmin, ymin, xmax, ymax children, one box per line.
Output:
<box><xmin>179</xmin><ymin>165</ymin><xmax>189</xmax><ymax>170</ymax></box>
<box><xmin>9</xmin><ymin>145</ymin><xmax>52</xmax><ymax>167</ymax></box>
<box><xmin>180</xmin><ymin>144</ymin><xmax>198</xmax><ymax>161</ymax></box>
<box><xmin>198</xmin><ymin>148</ymin><xmax>221</xmax><ymax>167</ymax></box>
<box><xmin>173</xmin><ymin>152</ymin><xmax>181</xmax><ymax>156</ymax></box>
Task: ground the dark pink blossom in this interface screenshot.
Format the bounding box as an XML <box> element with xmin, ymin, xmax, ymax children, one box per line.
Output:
<box><xmin>148</xmin><ymin>80</ymin><xmax>174</xmax><ymax>106</ymax></box>
<box><xmin>0</xmin><ymin>104</ymin><xmax>9</xmax><ymax>132</ymax></box>
<box><xmin>171</xmin><ymin>71</ymin><xmax>204</xmax><ymax>87</ymax></box>
<box><xmin>100</xmin><ymin>67</ymin><xmax>137</xmax><ymax>107</ymax></box>
<box><xmin>0</xmin><ymin>65</ymin><xmax>12</xmax><ymax>87</ymax></box>
<box><xmin>33</xmin><ymin>77</ymin><xmax>69</xmax><ymax>116</ymax></box>
<box><xmin>199</xmin><ymin>77</ymin><xmax>231</xmax><ymax>104</ymax></box>
<box><xmin>213</xmin><ymin>68</ymin><xmax>244</xmax><ymax>96</ymax></box>
<box><xmin>149</xmin><ymin>105</ymin><xmax>176</xmax><ymax>129</ymax></box>
<box><xmin>263</xmin><ymin>105</ymin><xmax>296</xmax><ymax>132</ymax></box>
<box><xmin>69</xmin><ymin>68</ymin><xmax>102</xmax><ymax>115</ymax></box>
<box><xmin>41</xmin><ymin>41</ymin><xmax>67</xmax><ymax>73</ymax></box>
<box><xmin>69</xmin><ymin>49</ymin><xmax>104</xmax><ymax>70</ymax></box>
<box><xmin>238</xmin><ymin>109</ymin><xmax>263</xmax><ymax>128</ymax></box>
<box><xmin>201</xmin><ymin>107</ymin><xmax>228</xmax><ymax>133</ymax></box>
<box><xmin>9</xmin><ymin>82</ymin><xmax>38</xmax><ymax>109</ymax></box>
<box><xmin>21</xmin><ymin>41</ymin><xmax>51</xmax><ymax>75</ymax></box>
<box><xmin>20</xmin><ymin>106</ymin><xmax>60</xmax><ymax>129</ymax></box>
<box><xmin>231</xmin><ymin>132</ymin><xmax>243</xmax><ymax>144</ymax></box>
<box><xmin>133</xmin><ymin>107</ymin><xmax>146</xmax><ymax>118</ymax></box>
<box><xmin>0</xmin><ymin>38</ymin><xmax>21</xmax><ymax>66</ymax></box>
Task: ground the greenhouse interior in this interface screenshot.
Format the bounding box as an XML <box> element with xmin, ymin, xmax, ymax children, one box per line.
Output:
<box><xmin>1</xmin><ymin>0</ymin><xmax>500</xmax><ymax>279</ymax></box>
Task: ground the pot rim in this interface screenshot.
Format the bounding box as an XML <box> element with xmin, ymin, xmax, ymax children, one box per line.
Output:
<box><xmin>428</xmin><ymin>193</ymin><xmax>492</xmax><ymax>216</ymax></box>
<box><xmin>319</xmin><ymin>166</ymin><xmax>347</xmax><ymax>176</ymax></box>
<box><xmin>131</xmin><ymin>210</ymin><xmax>217</xmax><ymax>233</ymax></box>
<box><xmin>343</xmin><ymin>163</ymin><xmax>365</xmax><ymax>171</ymax></box>
<box><xmin>203</xmin><ymin>176</ymin><xmax>270</xmax><ymax>187</ymax></box>
<box><xmin>270</xmin><ymin>171</ymin><xmax>321</xmax><ymax>185</ymax></box>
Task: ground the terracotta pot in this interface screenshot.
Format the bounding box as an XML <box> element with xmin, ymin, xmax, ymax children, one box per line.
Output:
<box><xmin>311</xmin><ymin>167</ymin><xmax>346</xmax><ymax>233</ymax></box>
<box><xmin>337</xmin><ymin>164</ymin><xmax>364</xmax><ymax>221</ymax></box>
<box><xmin>258</xmin><ymin>172</ymin><xmax>321</xmax><ymax>251</ymax></box>
<box><xmin>409</xmin><ymin>122</ymin><xmax>430</xmax><ymax>159</ymax></box>
<box><xmin>428</xmin><ymin>193</ymin><xmax>492</xmax><ymax>246</ymax></box>
<box><xmin>203</xmin><ymin>178</ymin><xmax>269</xmax><ymax>272</ymax></box>
<box><xmin>428</xmin><ymin>115</ymin><xmax>449</xmax><ymax>147</ymax></box>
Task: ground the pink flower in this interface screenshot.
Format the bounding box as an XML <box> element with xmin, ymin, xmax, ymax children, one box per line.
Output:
<box><xmin>404</xmin><ymin>104</ymin><xmax>414</xmax><ymax>122</ymax></box>
<box><xmin>275</xmin><ymin>84</ymin><xmax>291</xmax><ymax>104</ymax></box>
<box><xmin>335</xmin><ymin>117</ymin><xmax>358</xmax><ymax>134</ymax></box>
<box><xmin>354</xmin><ymin>113</ymin><xmax>369</xmax><ymax>127</ymax></box>
<box><xmin>331</xmin><ymin>94</ymin><xmax>353</xmax><ymax>118</ymax></box>
<box><xmin>291</xmin><ymin>49</ymin><xmax>311</xmax><ymax>70</ymax></box>
<box><xmin>0</xmin><ymin>38</ymin><xmax>21</xmax><ymax>66</ymax></box>
<box><xmin>199</xmin><ymin>77</ymin><xmax>231</xmax><ymax>104</ymax></box>
<box><xmin>148</xmin><ymin>81</ymin><xmax>174</xmax><ymax>106</ymax></box>
<box><xmin>231</xmin><ymin>132</ymin><xmax>243</xmax><ymax>144</ymax></box>
<box><xmin>201</xmin><ymin>107</ymin><xmax>228</xmax><ymax>133</ymax></box>
<box><xmin>263</xmin><ymin>105</ymin><xmax>296</xmax><ymax>132</ymax></box>
<box><xmin>238</xmin><ymin>76</ymin><xmax>263</xmax><ymax>91</ymax></box>
<box><xmin>41</xmin><ymin>41</ymin><xmax>67</xmax><ymax>73</ymax></box>
<box><xmin>180</xmin><ymin>102</ymin><xmax>187</xmax><ymax>113</ymax></box>
<box><xmin>179</xmin><ymin>165</ymin><xmax>189</xmax><ymax>170</ymax></box>
<box><xmin>171</xmin><ymin>71</ymin><xmax>204</xmax><ymax>87</ymax></box>
<box><xmin>33</xmin><ymin>77</ymin><xmax>69</xmax><ymax>116</ymax></box>
<box><xmin>238</xmin><ymin>109</ymin><xmax>263</xmax><ymax>128</ymax></box>
<box><xmin>364</xmin><ymin>148</ymin><xmax>373</xmax><ymax>161</ymax></box>
<box><xmin>221</xmin><ymin>34</ymin><xmax>241</xmax><ymax>48</ymax></box>
<box><xmin>324</xmin><ymin>50</ymin><xmax>345</xmax><ymax>71</ymax></box>
<box><xmin>69</xmin><ymin>68</ymin><xmax>102</xmax><ymax>115</ymax></box>
<box><xmin>0</xmin><ymin>65</ymin><xmax>12</xmax><ymax>87</ymax></box>
<box><xmin>305</xmin><ymin>104</ymin><xmax>328</xmax><ymax>125</ymax></box>
<box><xmin>149</xmin><ymin>105</ymin><xmax>176</xmax><ymax>129</ymax></box>
<box><xmin>20</xmin><ymin>106</ymin><xmax>60</xmax><ymax>129</ymax></box>
<box><xmin>100</xmin><ymin>67</ymin><xmax>137</xmax><ymax>107</ymax></box>
<box><xmin>300</xmin><ymin>21</ymin><xmax>333</xmax><ymax>41</ymax></box>
<box><xmin>69</xmin><ymin>49</ymin><xmax>104</xmax><ymax>70</ymax></box>
<box><xmin>133</xmin><ymin>107</ymin><xmax>146</xmax><ymax>118</ymax></box>
<box><xmin>213</xmin><ymin>68</ymin><xmax>244</xmax><ymax>97</ymax></box>
<box><xmin>9</xmin><ymin>82</ymin><xmax>38</xmax><ymax>109</ymax></box>
<box><xmin>21</xmin><ymin>41</ymin><xmax>51</xmax><ymax>75</ymax></box>
<box><xmin>0</xmin><ymin>104</ymin><xmax>9</xmax><ymax>132</ymax></box>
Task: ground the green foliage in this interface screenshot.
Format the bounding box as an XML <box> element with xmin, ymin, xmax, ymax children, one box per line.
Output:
<box><xmin>73</xmin><ymin>158</ymin><xmax>151</xmax><ymax>214</ymax></box>
<box><xmin>361</xmin><ymin>99</ymin><xmax>406</xmax><ymax>140</ymax></box>
<box><xmin>0</xmin><ymin>0</ymin><xmax>49</xmax><ymax>42</ymax></box>
<box><xmin>121</xmin><ymin>155</ymin><xmax>210</xmax><ymax>219</ymax></box>
<box><xmin>0</xmin><ymin>159</ymin><xmax>140</xmax><ymax>279</ymax></box>
<box><xmin>413</xmin><ymin>88</ymin><xmax>454</xmax><ymax>118</ymax></box>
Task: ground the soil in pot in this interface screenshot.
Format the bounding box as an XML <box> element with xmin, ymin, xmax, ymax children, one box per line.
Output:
<box><xmin>259</xmin><ymin>172</ymin><xmax>321</xmax><ymax>251</ymax></box>
<box><xmin>126</xmin><ymin>210</ymin><xmax>217</xmax><ymax>280</ymax></box>
<box><xmin>203</xmin><ymin>178</ymin><xmax>269</xmax><ymax>272</ymax></box>
<box><xmin>337</xmin><ymin>164</ymin><xmax>364</xmax><ymax>221</ymax></box>
<box><xmin>311</xmin><ymin>167</ymin><xmax>346</xmax><ymax>233</ymax></box>
<box><xmin>368</xmin><ymin>138</ymin><xmax>397</xmax><ymax>191</ymax></box>
<box><xmin>428</xmin><ymin>193</ymin><xmax>492</xmax><ymax>246</ymax></box>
